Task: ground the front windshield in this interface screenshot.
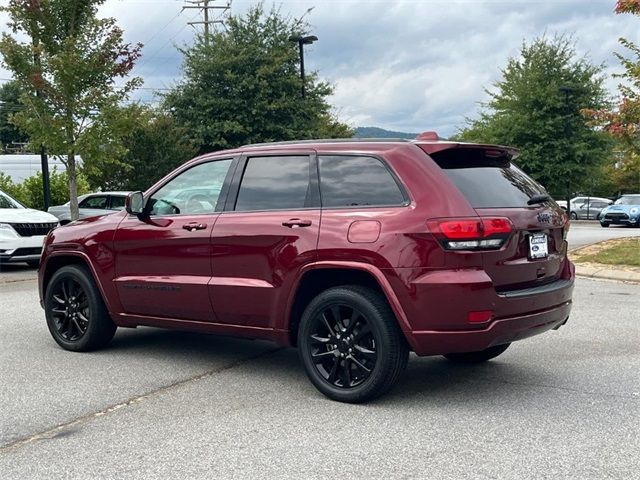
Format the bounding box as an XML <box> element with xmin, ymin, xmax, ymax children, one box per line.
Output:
<box><xmin>615</xmin><ymin>196</ymin><xmax>640</xmax><ymax>206</ymax></box>
<box><xmin>0</xmin><ymin>190</ymin><xmax>24</xmax><ymax>209</ymax></box>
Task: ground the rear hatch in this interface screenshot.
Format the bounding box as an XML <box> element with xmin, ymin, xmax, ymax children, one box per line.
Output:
<box><xmin>425</xmin><ymin>145</ymin><xmax>568</xmax><ymax>292</ymax></box>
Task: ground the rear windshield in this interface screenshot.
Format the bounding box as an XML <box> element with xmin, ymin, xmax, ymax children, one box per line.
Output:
<box><xmin>430</xmin><ymin>148</ymin><xmax>546</xmax><ymax>208</ymax></box>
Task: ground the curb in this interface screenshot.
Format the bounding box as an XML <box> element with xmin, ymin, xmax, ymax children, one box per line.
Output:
<box><xmin>575</xmin><ymin>264</ymin><xmax>640</xmax><ymax>284</ymax></box>
<box><xmin>570</xmin><ymin>237</ymin><xmax>640</xmax><ymax>284</ymax></box>
<box><xmin>570</xmin><ymin>220</ymin><xmax>600</xmax><ymax>224</ymax></box>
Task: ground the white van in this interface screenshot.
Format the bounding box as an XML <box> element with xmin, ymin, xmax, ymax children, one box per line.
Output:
<box><xmin>0</xmin><ymin>154</ymin><xmax>70</xmax><ymax>182</ymax></box>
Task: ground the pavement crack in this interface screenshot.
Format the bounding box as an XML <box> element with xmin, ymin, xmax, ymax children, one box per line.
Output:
<box><xmin>0</xmin><ymin>346</ymin><xmax>284</xmax><ymax>453</ymax></box>
<box><xmin>485</xmin><ymin>377</ymin><xmax>638</xmax><ymax>400</ymax></box>
<box><xmin>0</xmin><ymin>277</ymin><xmax>38</xmax><ymax>285</ymax></box>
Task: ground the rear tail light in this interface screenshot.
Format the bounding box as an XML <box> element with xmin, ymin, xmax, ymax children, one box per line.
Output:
<box><xmin>427</xmin><ymin>217</ymin><xmax>513</xmax><ymax>251</ymax></box>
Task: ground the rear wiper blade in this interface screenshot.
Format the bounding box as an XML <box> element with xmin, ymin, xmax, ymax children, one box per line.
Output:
<box><xmin>527</xmin><ymin>194</ymin><xmax>551</xmax><ymax>205</ymax></box>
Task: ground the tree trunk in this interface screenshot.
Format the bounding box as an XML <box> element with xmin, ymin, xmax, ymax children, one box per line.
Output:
<box><xmin>67</xmin><ymin>152</ymin><xmax>79</xmax><ymax>221</ymax></box>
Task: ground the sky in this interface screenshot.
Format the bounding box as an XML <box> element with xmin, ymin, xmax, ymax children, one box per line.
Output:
<box><xmin>2</xmin><ymin>0</ymin><xmax>639</xmax><ymax>137</ymax></box>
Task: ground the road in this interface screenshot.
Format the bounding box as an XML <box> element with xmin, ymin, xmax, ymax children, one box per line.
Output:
<box><xmin>1</xmin><ymin>276</ymin><xmax>638</xmax><ymax>479</ymax></box>
<box><xmin>567</xmin><ymin>222</ymin><xmax>640</xmax><ymax>250</ymax></box>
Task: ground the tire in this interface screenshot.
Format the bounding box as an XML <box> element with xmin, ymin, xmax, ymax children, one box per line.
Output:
<box><xmin>298</xmin><ymin>285</ymin><xmax>409</xmax><ymax>403</ymax></box>
<box><xmin>600</xmin><ymin>222</ymin><xmax>609</xmax><ymax>228</ymax></box>
<box><xmin>26</xmin><ymin>260</ymin><xmax>40</xmax><ymax>268</ymax></box>
<box><xmin>443</xmin><ymin>343</ymin><xmax>510</xmax><ymax>364</ymax></box>
<box><xmin>45</xmin><ymin>265</ymin><xmax>116</xmax><ymax>352</ymax></box>
<box><xmin>570</xmin><ymin>212</ymin><xmax>578</xmax><ymax>220</ymax></box>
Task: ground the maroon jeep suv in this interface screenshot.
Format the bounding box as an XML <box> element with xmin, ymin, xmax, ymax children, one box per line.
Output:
<box><xmin>39</xmin><ymin>134</ymin><xmax>574</xmax><ymax>403</ymax></box>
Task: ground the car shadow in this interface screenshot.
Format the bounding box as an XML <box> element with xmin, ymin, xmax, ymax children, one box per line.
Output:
<box><xmin>382</xmin><ymin>356</ymin><xmax>553</xmax><ymax>405</ymax></box>
<box><xmin>106</xmin><ymin>328</ymin><xmax>559</xmax><ymax>405</ymax></box>
<box><xmin>107</xmin><ymin>327</ymin><xmax>275</xmax><ymax>360</ymax></box>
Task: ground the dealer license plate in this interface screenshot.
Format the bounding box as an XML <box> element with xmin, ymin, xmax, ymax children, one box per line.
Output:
<box><xmin>528</xmin><ymin>233</ymin><xmax>548</xmax><ymax>259</ymax></box>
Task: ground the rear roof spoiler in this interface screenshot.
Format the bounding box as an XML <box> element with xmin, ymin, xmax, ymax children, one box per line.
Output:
<box><xmin>415</xmin><ymin>141</ymin><xmax>518</xmax><ymax>159</ymax></box>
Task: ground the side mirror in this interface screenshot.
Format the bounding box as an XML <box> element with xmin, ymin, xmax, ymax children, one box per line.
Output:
<box><xmin>125</xmin><ymin>191</ymin><xmax>145</xmax><ymax>216</ymax></box>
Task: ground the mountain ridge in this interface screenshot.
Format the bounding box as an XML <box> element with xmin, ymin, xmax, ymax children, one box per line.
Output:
<box><xmin>354</xmin><ymin>126</ymin><xmax>417</xmax><ymax>139</ymax></box>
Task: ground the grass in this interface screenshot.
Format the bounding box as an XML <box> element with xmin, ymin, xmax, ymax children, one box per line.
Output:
<box><xmin>573</xmin><ymin>238</ymin><xmax>640</xmax><ymax>267</ymax></box>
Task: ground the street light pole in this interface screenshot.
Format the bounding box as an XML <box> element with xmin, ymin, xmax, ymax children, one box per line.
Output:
<box><xmin>559</xmin><ymin>85</ymin><xmax>575</xmax><ymax>220</ymax></box>
<box><xmin>288</xmin><ymin>34</ymin><xmax>318</xmax><ymax>98</ymax></box>
<box><xmin>32</xmin><ymin>31</ymin><xmax>51</xmax><ymax>210</ymax></box>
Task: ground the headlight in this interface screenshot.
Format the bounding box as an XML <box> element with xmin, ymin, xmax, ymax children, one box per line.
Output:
<box><xmin>630</xmin><ymin>207</ymin><xmax>639</xmax><ymax>215</ymax></box>
<box><xmin>0</xmin><ymin>223</ymin><xmax>16</xmax><ymax>233</ymax></box>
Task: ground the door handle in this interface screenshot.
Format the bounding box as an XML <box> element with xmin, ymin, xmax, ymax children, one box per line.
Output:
<box><xmin>282</xmin><ymin>218</ymin><xmax>312</xmax><ymax>228</ymax></box>
<box><xmin>182</xmin><ymin>222</ymin><xmax>208</xmax><ymax>231</ymax></box>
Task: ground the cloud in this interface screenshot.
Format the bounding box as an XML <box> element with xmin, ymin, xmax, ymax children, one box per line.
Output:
<box><xmin>2</xmin><ymin>0</ymin><xmax>639</xmax><ymax>137</ymax></box>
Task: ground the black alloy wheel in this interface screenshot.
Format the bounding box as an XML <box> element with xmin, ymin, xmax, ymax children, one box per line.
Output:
<box><xmin>308</xmin><ymin>304</ymin><xmax>377</xmax><ymax>388</ymax></box>
<box><xmin>49</xmin><ymin>277</ymin><xmax>90</xmax><ymax>341</ymax></box>
<box><xmin>298</xmin><ymin>285</ymin><xmax>409</xmax><ymax>403</ymax></box>
<box><xmin>45</xmin><ymin>265</ymin><xmax>117</xmax><ymax>351</ymax></box>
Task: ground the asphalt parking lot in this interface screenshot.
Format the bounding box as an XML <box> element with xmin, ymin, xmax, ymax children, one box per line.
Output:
<box><xmin>1</xmin><ymin>274</ymin><xmax>638</xmax><ymax>479</ymax></box>
<box><xmin>568</xmin><ymin>221</ymin><xmax>640</xmax><ymax>249</ymax></box>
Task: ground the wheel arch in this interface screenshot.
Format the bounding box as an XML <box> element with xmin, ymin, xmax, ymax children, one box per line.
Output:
<box><xmin>284</xmin><ymin>262</ymin><xmax>414</xmax><ymax>349</ymax></box>
<box><xmin>41</xmin><ymin>252</ymin><xmax>113</xmax><ymax>314</ymax></box>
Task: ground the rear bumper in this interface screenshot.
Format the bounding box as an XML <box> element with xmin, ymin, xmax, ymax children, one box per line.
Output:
<box><xmin>384</xmin><ymin>261</ymin><xmax>575</xmax><ymax>356</ymax></box>
<box><xmin>409</xmin><ymin>300</ymin><xmax>571</xmax><ymax>356</ymax></box>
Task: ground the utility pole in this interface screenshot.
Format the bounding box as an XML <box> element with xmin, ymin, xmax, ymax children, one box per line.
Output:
<box><xmin>183</xmin><ymin>0</ymin><xmax>232</xmax><ymax>46</ymax></box>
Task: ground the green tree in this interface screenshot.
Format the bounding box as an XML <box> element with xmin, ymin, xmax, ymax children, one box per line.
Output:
<box><xmin>457</xmin><ymin>35</ymin><xmax>612</xmax><ymax>198</ymax></box>
<box><xmin>0</xmin><ymin>80</ymin><xmax>28</xmax><ymax>151</ymax></box>
<box><xmin>0</xmin><ymin>0</ymin><xmax>142</xmax><ymax>220</ymax></box>
<box><xmin>583</xmin><ymin>1</ymin><xmax>640</xmax><ymax>193</ymax></box>
<box><xmin>21</xmin><ymin>168</ymin><xmax>90</xmax><ymax>209</ymax></box>
<box><xmin>0</xmin><ymin>172</ymin><xmax>20</xmax><ymax>199</ymax></box>
<box><xmin>164</xmin><ymin>4</ymin><xmax>352</xmax><ymax>154</ymax></box>
<box><xmin>84</xmin><ymin>107</ymin><xmax>197</xmax><ymax>191</ymax></box>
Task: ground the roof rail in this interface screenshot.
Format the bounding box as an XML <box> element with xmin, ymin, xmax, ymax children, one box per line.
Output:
<box><xmin>242</xmin><ymin>138</ymin><xmax>413</xmax><ymax>148</ymax></box>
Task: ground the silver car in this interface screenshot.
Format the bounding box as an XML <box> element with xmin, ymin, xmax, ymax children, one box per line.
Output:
<box><xmin>48</xmin><ymin>191</ymin><xmax>130</xmax><ymax>224</ymax></box>
<box><xmin>570</xmin><ymin>198</ymin><xmax>612</xmax><ymax>220</ymax></box>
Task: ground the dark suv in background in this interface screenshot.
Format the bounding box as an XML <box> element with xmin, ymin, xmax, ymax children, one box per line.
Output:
<box><xmin>38</xmin><ymin>133</ymin><xmax>574</xmax><ymax>403</ymax></box>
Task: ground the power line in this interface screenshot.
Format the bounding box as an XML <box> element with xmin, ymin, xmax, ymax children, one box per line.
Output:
<box><xmin>141</xmin><ymin>9</ymin><xmax>185</xmax><ymax>47</ymax></box>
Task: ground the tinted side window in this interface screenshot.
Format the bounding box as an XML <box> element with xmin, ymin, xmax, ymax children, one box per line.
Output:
<box><xmin>80</xmin><ymin>196</ymin><xmax>107</xmax><ymax>209</ymax></box>
<box><xmin>319</xmin><ymin>155</ymin><xmax>405</xmax><ymax>208</ymax></box>
<box><xmin>109</xmin><ymin>195</ymin><xmax>126</xmax><ymax>210</ymax></box>
<box><xmin>235</xmin><ymin>156</ymin><xmax>310</xmax><ymax>211</ymax></box>
<box><xmin>148</xmin><ymin>159</ymin><xmax>232</xmax><ymax>216</ymax></box>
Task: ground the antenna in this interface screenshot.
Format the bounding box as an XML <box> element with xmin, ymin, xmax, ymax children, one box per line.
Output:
<box><xmin>183</xmin><ymin>0</ymin><xmax>232</xmax><ymax>45</ymax></box>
